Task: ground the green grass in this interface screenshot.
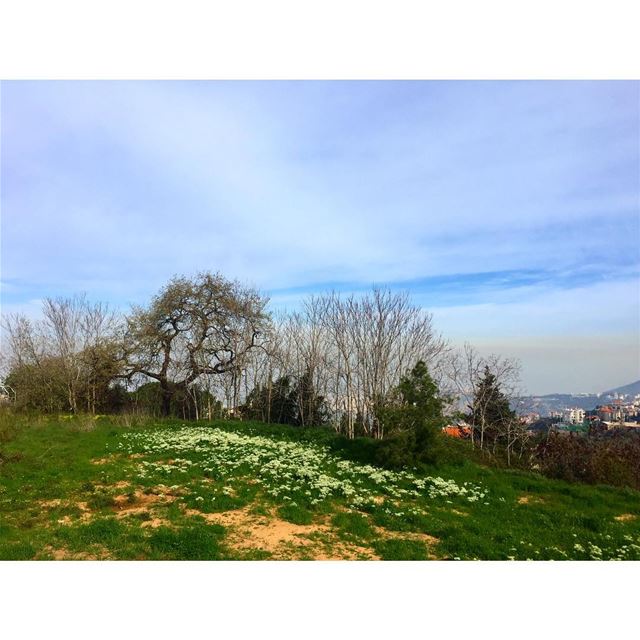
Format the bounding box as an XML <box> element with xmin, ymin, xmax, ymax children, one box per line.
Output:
<box><xmin>374</xmin><ymin>538</ymin><xmax>430</xmax><ymax>560</ymax></box>
<box><xmin>278</xmin><ymin>503</ymin><xmax>315</xmax><ymax>525</ymax></box>
<box><xmin>332</xmin><ymin>511</ymin><xmax>375</xmax><ymax>541</ymax></box>
<box><xmin>0</xmin><ymin>413</ymin><xmax>639</xmax><ymax>560</ymax></box>
<box><xmin>146</xmin><ymin>524</ymin><xmax>226</xmax><ymax>560</ymax></box>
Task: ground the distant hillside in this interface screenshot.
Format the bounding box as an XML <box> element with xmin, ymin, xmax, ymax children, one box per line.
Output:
<box><xmin>517</xmin><ymin>380</ymin><xmax>640</xmax><ymax>416</ymax></box>
<box><xmin>517</xmin><ymin>393</ymin><xmax>599</xmax><ymax>416</ymax></box>
<box><xmin>602</xmin><ymin>380</ymin><xmax>640</xmax><ymax>397</ymax></box>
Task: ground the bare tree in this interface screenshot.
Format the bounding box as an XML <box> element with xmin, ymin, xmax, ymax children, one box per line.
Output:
<box><xmin>448</xmin><ymin>343</ymin><xmax>522</xmax><ymax>456</ymax></box>
<box><xmin>121</xmin><ymin>272</ymin><xmax>269</xmax><ymax>416</ymax></box>
<box><xmin>2</xmin><ymin>296</ymin><xmax>121</xmax><ymax>413</ymax></box>
<box><xmin>250</xmin><ymin>288</ymin><xmax>448</xmax><ymax>436</ymax></box>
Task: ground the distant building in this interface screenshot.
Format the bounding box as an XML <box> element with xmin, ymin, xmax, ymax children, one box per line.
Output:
<box><xmin>603</xmin><ymin>421</ymin><xmax>640</xmax><ymax>430</ymax></box>
<box><xmin>552</xmin><ymin>422</ymin><xmax>588</xmax><ymax>435</ymax></box>
<box><xmin>562</xmin><ymin>407</ymin><xmax>585</xmax><ymax>424</ymax></box>
<box><xmin>597</xmin><ymin>406</ymin><xmax>614</xmax><ymax>422</ymax></box>
<box><xmin>442</xmin><ymin>423</ymin><xmax>472</xmax><ymax>439</ymax></box>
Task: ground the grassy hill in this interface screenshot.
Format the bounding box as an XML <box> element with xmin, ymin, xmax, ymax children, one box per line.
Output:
<box><xmin>1</xmin><ymin>415</ymin><xmax>639</xmax><ymax>560</ymax></box>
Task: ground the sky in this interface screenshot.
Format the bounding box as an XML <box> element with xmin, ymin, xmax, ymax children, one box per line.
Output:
<box><xmin>1</xmin><ymin>80</ymin><xmax>639</xmax><ymax>394</ymax></box>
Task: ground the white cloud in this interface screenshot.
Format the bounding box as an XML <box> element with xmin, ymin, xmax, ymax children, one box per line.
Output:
<box><xmin>431</xmin><ymin>279</ymin><xmax>640</xmax><ymax>340</ymax></box>
<box><xmin>432</xmin><ymin>278</ymin><xmax>640</xmax><ymax>394</ymax></box>
<box><xmin>2</xmin><ymin>81</ymin><xmax>638</xmax><ymax>393</ymax></box>
<box><xmin>3</xmin><ymin>81</ymin><xmax>638</xmax><ymax>294</ymax></box>
<box><xmin>468</xmin><ymin>335</ymin><xmax>640</xmax><ymax>396</ymax></box>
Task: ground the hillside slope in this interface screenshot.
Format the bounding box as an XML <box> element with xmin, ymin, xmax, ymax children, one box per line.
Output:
<box><xmin>1</xmin><ymin>416</ymin><xmax>639</xmax><ymax>560</ymax></box>
<box><xmin>602</xmin><ymin>380</ymin><xmax>640</xmax><ymax>397</ymax></box>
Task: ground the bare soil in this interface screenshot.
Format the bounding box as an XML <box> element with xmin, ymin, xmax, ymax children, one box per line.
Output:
<box><xmin>183</xmin><ymin>505</ymin><xmax>379</xmax><ymax>560</ymax></box>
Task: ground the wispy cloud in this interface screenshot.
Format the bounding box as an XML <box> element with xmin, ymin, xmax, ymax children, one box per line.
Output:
<box><xmin>1</xmin><ymin>80</ymin><xmax>638</xmax><ymax>391</ymax></box>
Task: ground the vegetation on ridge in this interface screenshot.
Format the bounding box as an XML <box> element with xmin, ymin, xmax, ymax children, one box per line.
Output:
<box><xmin>0</xmin><ymin>414</ymin><xmax>638</xmax><ymax>561</ymax></box>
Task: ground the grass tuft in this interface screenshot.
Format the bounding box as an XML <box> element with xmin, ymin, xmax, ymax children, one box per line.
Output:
<box><xmin>374</xmin><ymin>538</ymin><xmax>430</xmax><ymax>560</ymax></box>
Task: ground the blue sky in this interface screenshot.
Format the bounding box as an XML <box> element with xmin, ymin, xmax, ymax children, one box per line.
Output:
<box><xmin>1</xmin><ymin>81</ymin><xmax>639</xmax><ymax>394</ymax></box>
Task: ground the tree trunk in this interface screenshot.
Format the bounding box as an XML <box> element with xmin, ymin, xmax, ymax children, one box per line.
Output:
<box><xmin>161</xmin><ymin>382</ymin><xmax>172</xmax><ymax>417</ymax></box>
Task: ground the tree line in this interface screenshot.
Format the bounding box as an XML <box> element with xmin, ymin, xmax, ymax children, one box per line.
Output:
<box><xmin>1</xmin><ymin>271</ymin><xmax>524</xmax><ymax>457</ymax></box>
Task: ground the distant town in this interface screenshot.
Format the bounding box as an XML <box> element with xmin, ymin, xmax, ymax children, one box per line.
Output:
<box><xmin>516</xmin><ymin>380</ymin><xmax>640</xmax><ymax>435</ymax></box>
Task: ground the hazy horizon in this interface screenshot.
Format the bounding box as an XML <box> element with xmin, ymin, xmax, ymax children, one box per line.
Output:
<box><xmin>1</xmin><ymin>80</ymin><xmax>639</xmax><ymax>395</ymax></box>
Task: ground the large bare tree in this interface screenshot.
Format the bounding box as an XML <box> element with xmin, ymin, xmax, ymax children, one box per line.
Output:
<box><xmin>121</xmin><ymin>272</ymin><xmax>269</xmax><ymax>416</ymax></box>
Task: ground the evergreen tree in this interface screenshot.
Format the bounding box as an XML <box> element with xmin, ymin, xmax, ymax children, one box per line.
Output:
<box><xmin>376</xmin><ymin>361</ymin><xmax>447</xmax><ymax>467</ymax></box>
<box><xmin>292</xmin><ymin>367</ymin><xmax>328</xmax><ymax>427</ymax></box>
<box><xmin>469</xmin><ymin>365</ymin><xmax>516</xmax><ymax>449</ymax></box>
<box><xmin>243</xmin><ymin>376</ymin><xmax>297</xmax><ymax>425</ymax></box>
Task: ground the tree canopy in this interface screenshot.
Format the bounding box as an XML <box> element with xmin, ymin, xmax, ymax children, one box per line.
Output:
<box><xmin>122</xmin><ymin>272</ymin><xmax>270</xmax><ymax>416</ymax></box>
<box><xmin>376</xmin><ymin>360</ymin><xmax>447</xmax><ymax>467</ymax></box>
<box><xmin>469</xmin><ymin>365</ymin><xmax>517</xmax><ymax>448</ymax></box>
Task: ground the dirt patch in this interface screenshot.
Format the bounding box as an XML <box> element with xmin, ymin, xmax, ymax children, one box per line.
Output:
<box><xmin>41</xmin><ymin>498</ymin><xmax>93</xmax><ymax>524</ymax></box>
<box><xmin>399</xmin><ymin>530</ymin><xmax>439</xmax><ymax>546</ymax></box>
<box><xmin>185</xmin><ymin>505</ymin><xmax>324</xmax><ymax>548</ymax></box>
<box><xmin>371</xmin><ymin>525</ymin><xmax>439</xmax><ymax>559</ymax></box>
<box><xmin>184</xmin><ymin>505</ymin><xmax>378</xmax><ymax>560</ymax></box>
<box><xmin>112</xmin><ymin>490</ymin><xmax>176</xmax><ymax>519</ymax></box>
<box><xmin>314</xmin><ymin>541</ymin><xmax>379</xmax><ymax>561</ymax></box>
<box><xmin>91</xmin><ymin>456</ymin><xmax>115</xmax><ymax>465</ymax></box>
<box><xmin>614</xmin><ymin>513</ymin><xmax>637</xmax><ymax>522</ymax></box>
<box><xmin>149</xmin><ymin>484</ymin><xmax>189</xmax><ymax>497</ymax></box>
<box><xmin>517</xmin><ymin>494</ymin><xmax>545</xmax><ymax>505</ymax></box>
<box><xmin>57</xmin><ymin>506</ymin><xmax>92</xmax><ymax>525</ymax></box>
<box><xmin>141</xmin><ymin>517</ymin><xmax>172</xmax><ymax>529</ymax></box>
<box><xmin>39</xmin><ymin>499</ymin><xmax>63</xmax><ymax>508</ymax></box>
<box><xmin>42</xmin><ymin>545</ymin><xmax>110</xmax><ymax>561</ymax></box>
<box><xmin>374</xmin><ymin>525</ymin><xmax>438</xmax><ymax>545</ymax></box>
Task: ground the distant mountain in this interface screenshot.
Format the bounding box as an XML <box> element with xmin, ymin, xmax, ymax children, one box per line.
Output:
<box><xmin>516</xmin><ymin>393</ymin><xmax>599</xmax><ymax>416</ymax></box>
<box><xmin>516</xmin><ymin>380</ymin><xmax>640</xmax><ymax>416</ymax></box>
<box><xmin>601</xmin><ymin>380</ymin><xmax>640</xmax><ymax>397</ymax></box>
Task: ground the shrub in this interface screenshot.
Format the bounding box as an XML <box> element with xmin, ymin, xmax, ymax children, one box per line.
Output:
<box><xmin>327</xmin><ymin>434</ymin><xmax>384</xmax><ymax>466</ymax></box>
<box><xmin>535</xmin><ymin>431</ymin><xmax>640</xmax><ymax>490</ymax></box>
<box><xmin>375</xmin><ymin>361</ymin><xmax>447</xmax><ymax>469</ymax></box>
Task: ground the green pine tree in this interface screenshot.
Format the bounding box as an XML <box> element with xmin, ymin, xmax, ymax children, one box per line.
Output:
<box><xmin>469</xmin><ymin>365</ymin><xmax>516</xmax><ymax>449</ymax></box>
<box><xmin>376</xmin><ymin>361</ymin><xmax>447</xmax><ymax>468</ymax></box>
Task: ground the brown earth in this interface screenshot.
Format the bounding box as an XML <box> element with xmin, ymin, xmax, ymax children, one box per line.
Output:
<box><xmin>141</xmin><ymin>517</ymin><xmax>172</xmax><ymax>529</ymax></box>
<box><xmin>183</xmin><ymin>505</ymin><xmax>378</xmax><ymax>560</ymax></box>
<box><xmin>112</xmin><ymin>489</ymin><xmax>176</xmax><ymax>519</ymax></box>
<box><xmin>41</xmin><ymin>545</ymin><xmax>110</xmax><ymax>561</ymax></box>
<box><xmin>517</xmin><ymin>494</ymin><xmax>545</xmax><ymax>505</ymax></box>
<box><xmin>372</xmin><ymin>524</ymin><xmax>439</xmax><ymax>559</ymax></box>
<box><xmin>40</xmin><ymin>498</ymin><xmax>92</xmax><ymax>525</ymax></box>
<box><xmin>40</xmin><ymin>480</ymin><xmax>439</xmax><ymax>560</ymax></box>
